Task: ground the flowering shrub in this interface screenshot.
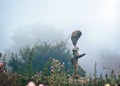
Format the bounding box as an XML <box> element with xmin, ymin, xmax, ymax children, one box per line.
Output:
<box><xmin>48</xmin><ymin>58</ymin><xmax>67</xmax><ymax>86</ymax></box>
<box><xmin>0</xmin><ymin>58</ymin><xmax>120</xmax><ymax>86</ymax></box>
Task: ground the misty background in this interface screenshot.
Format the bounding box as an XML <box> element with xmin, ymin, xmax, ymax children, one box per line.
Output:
<box><xmin>0</xmin><ymin>0</ymin><xmax>120</xmax><ymax>76</ymax></box>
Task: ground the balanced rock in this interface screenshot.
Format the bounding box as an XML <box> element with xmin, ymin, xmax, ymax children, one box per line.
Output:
<box><xmin>71</xmin><ymin>30</ymin><xmax>82</xmax><ymax>46</ymax></box>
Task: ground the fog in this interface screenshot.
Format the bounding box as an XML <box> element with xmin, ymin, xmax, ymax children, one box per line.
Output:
<box><xmin>11</xmin><ymin>24</ymin><xmax>65</xmax><ymax>51</ymax></box>
<box><xmin>0</xmin><ymin>0</ymin><xmax>120</xmax><ymax>76</ymax></box>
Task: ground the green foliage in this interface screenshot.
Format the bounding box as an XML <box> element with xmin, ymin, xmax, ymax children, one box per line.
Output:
<box><xmin>8</xmin><ymin>41</ymin><xmax>86</xmax><ymax>76</ymax></box>
<box><xmin>98</xmin><ymin>73</ymin><xmax>104</xmax><ymax>86</ymax></box>
<box><xmin>8</xmin><ymin>53</ymin><xmax>24</xmax><ymax>73</ymax></box>
<box><xmin>3</xmin><ymin>40</ymin><xmax>119</xmax><ymax>85</ymax></box>
<box><xmin>1</xmin><ymin>58</ymin><xmax>120</xmax><ymax>86</ymax></box>
<box><xmin>109</xmin><ymin>70</ymin><xmax>116</xmax><ymax>86</ymax></box>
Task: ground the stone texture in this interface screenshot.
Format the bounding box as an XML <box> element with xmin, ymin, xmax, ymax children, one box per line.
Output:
<box><xmin>71</xmin><ymin>30</ymin><xmax>82</xmax><ymax>46</ymax></box>
<box><xmin>71</xmin><ymin>30</ymin><xmax>86</xmax><ymax>79</ymax></box>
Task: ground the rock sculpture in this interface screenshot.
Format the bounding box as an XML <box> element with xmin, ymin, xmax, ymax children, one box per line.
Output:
<box><xmin>71</xmin><ymin>30</ymin><xmax>86</xmax><ymax>79</ymax></box>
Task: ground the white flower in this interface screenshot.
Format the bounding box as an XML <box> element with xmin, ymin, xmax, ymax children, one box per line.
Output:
<box><xmin>39</xmin><ymin>84</ymin><xmax>45</xmax><ymax>86</ymax></box>
<box><xmin>104</xmin><ymin>83</ymin><xmax>110</xmax><ymax>86</ymax></box>
<box><xmin>26</xmin><ymin>81</ymin><xmax>36</xmax><ymax>86</ymax></box>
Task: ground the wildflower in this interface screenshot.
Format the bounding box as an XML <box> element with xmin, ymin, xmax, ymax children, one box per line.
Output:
<box><xmin>26</xmin><ymin>81</ymin><xmax>36</xmax><ymax>86</ymax></box>
<box><xmin>51</xmin><ymin>69</ymin><xmax>54</xmax><ymax>73</ymax></box>
<box><xmin>18</xmin><ymin>74</ymin><xmax>22</xmax><ymax>77</ymax></box>
<box><xmin>67</xmin><ymin>74</ymin><xmax>70</xmax><ymax>79</ymax></box>
<box><xmin>55</xmin><ymin>59</ymin><xmax>59</xmax><ymax>62</ymax></box>
<box><xmin>44</xmin><ymin>76</ymin><xmax>47</xmax><ymax>80</ymax></box>
<box><xmin>104</xmin><ymin>83</ymin><xmax>110</xmax><ymax>86</ymax></box>
<box><xmin>38</xmin><ymin>84</ymin><xmax>46</xmax><ymax>86</ymax></box>
<box><xmin>54</xmin><ymin>65</ymin><xmax>58</xmax><ymax>68</ymax></box>
<box><xmin>54</xmin><ymin>59</ymin><xmax>60</xmax><ymax>64</ymax></box>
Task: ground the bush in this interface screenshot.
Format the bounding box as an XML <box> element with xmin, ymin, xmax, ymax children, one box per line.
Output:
<box><xmin>8</xmin><ymin>41</ymin><xmax>86</xmax><ymax>76</ymax></box>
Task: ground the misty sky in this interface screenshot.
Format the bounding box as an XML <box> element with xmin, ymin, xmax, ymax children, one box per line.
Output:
<box><xmin>0</xmin><ymin>0</ymin><xmax>120</xmax><ymax>75</ymax></box>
